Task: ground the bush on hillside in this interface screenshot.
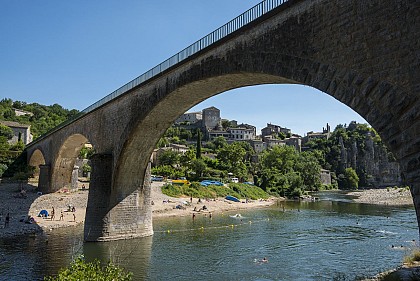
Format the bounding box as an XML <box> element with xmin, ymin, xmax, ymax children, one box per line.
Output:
<box><xmin>161</xmin><ymin>182</ymin><xmax>269</xmax><ymax>200</ymax></box>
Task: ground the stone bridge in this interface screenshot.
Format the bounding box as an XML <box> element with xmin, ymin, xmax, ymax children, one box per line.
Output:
<box><xmin>25</xmin><ymin>0</ymin><xmax>419</xmax><ymax>241</ymax></box>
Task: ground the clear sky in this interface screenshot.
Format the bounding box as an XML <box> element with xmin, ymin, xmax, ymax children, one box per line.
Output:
<box><xmin>1</xmin><ymin>0</ymin><xmax>367</xmax><ymax>136</ymax></box>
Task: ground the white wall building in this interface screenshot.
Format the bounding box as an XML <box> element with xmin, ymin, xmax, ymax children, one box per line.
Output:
<box><xmin>229</xmin><ymin>127</ymin><xmax>255</xmax><ymax>140</ymax></box>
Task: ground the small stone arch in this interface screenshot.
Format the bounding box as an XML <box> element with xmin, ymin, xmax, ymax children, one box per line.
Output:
<box><xmin>51</xmin><ymin>133</ymin><xmax>90</xmax><ymax>192</ymax></box>
<box><xmin>28</xmin><ymin>148</ymin><xmax>46</xmax><ymax>180</ymax></box>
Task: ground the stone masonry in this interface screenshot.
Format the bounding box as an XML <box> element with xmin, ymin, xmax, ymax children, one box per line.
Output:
<box><xmin>25</xmin><ymin>0</ymin><xmax>419</xmax><ymax>241</ymax></box>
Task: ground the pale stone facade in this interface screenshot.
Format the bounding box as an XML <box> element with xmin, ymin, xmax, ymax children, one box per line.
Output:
<box><xmin>0</xmin><ymin>120</ymin><xmax>33</xmax><ymax>145</ymax></box>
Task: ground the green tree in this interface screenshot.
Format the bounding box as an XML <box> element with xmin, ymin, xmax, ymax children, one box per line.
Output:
<box><xmin>216</xmin><ymin>142</ymin><xmax>248</xmax><ymax>180</ymax></box>
<box><xmin>156</xmin><ymin>137</ymin><xmax>169</xmax><ymax>148</ymax></box>
<box><xmin>278</xmin><ymin>132</ymin><xmax>286</xmax><ymax>140</ymax></box>
<box><xmin>190</xmin><ymin>158</ymin><xmax>207</xmax><ymax>178</ymax></box>
<box><xmin>0</xmin><ymin>124</ymin><xmax>13</xmax><ymax>150</ymax></box>
<box><xmin>295</xmin><ymin>151</ymin><xmax>322</xmax><ymax>191</ymax></box>
<box><xmin>79</xmin><ymin>146</ymin><xmax>95</xmax><ymax>159</ymax></box>
<box><xmin>256</xmin><ymin>145</ymin><xmax>322</xmax><ymax>197</ymax></box>
<box><xmin>158</xmin><ymin>149</ymin><xmax>180</xmax><ymax>167</ymax></box>
<box><xmin>340</xmin><ymin>167</ymin><xmax>359</xmax><ymax>190</ymax></box>
<box><xmin>260</xmin><ymin>145</ymin><xmax>297</xmax><ymax>174</ymax></box>
<box><xmin>179</xmin><ymin>148</ymin><xmax>196</xmax><ymax>167</ymax></box>
<box><xmin>10</xmin><ymin>140</ymin><xmax>25</xmax><ymax>151</ymax></box>
<box><xmin>221</xmin><ymin>119</ymin><xmax>231</xmax><ymax>129</ymax></box>
<box><xmin>82</xmin><ymin>163</ymin><xmax>91</xmax><ymax>175</ymax></box>
<box><xmin>196</xmin><ymin>129</ymin><xmax>202</xmax><ymax>159</ymax></box>
<box><xmin>0</xmin><ymin>124</ymin><xmax>13</xmax><ymax>140</ymax></box>
<box><xmin>212</xmin><ymin>136</ymin><xmax>227</xmax><ymax>150</ymax></box>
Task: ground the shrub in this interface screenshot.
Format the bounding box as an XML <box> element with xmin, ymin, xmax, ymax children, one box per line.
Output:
<box><xmin>403</xmin><ymin>248</ymin><xmax>420</xmax><ymax>265</ymax></box>
<box><xmin>44</xmin><ymin>256</ymin><xmax>132</xmax><ymax>281</ymax></box>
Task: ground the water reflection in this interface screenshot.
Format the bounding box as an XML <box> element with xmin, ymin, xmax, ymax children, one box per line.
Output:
<box><xmin>0</xmin><ymin>225</ymin><xmax>84</xmax><ymax>281</ymax></box>
<box><xmin>83</xmin><ymin>236</ymin><xmax>153</xmax><ymax>281</ymax></box>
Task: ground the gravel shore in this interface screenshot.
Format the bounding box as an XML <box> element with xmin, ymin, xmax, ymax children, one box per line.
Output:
<box><xmin>347</xmin><ymin>187</ymin><xmax>413</xmax><ymax>206</ymax></box>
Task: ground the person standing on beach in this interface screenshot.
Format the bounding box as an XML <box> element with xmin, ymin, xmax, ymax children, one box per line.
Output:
<box><xmin>73</xmin><ymin>213</ymin><xmax>76</xmax><ymax>222</ymax></box>
<box><xmin>51</xmin><ymin>207</ymin><xmax>55</xmax><ymax>221</ymax></box>
<box><xmin>4</xmin><ymin>213</ymin><xmax>10</xmax><ymax>228</ymax></box>
<box><xmin>59</xmin><ymin>211</ymin><xmax>64</xmax><ymax>221</ymax></box>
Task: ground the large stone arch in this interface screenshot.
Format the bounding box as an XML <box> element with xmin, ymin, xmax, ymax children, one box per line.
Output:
<box><xmin>105</xmin><ymin>48</ymin><xmax>414</xmax><ymax>240</ymax></box>
<box><xmin>114</xmin><ymin>54</ymin><xmax>408</xmax><ymax>186</ymax></box>
<box><xmin>51</xmin><ymin>133</ymin><xmax>90</xmax><ymax>191</ymax></box>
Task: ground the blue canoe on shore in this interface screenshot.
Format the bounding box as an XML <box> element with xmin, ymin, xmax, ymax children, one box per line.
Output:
<box><xmin>225</xmin><ymin>195</ymin><xmax>240</xmax><ymax>202</ymax></box>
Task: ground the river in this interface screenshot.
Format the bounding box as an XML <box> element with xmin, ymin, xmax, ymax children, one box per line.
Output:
<box><xmin>0</xmin><ymin>191</ymin><xmax>418</xmax><ymax>281</ymax></box>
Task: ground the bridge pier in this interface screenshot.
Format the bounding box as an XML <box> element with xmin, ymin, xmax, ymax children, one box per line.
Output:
<box><xmin>38</xmin><ymin>164</ymin><xmax>50</xmax><ymax>193</ymax></box>
<box><xmin>410</xmin><ymin>182</ymin><xmax>420</xmax><ymax>240</ymax></box>
<box><xmin>84</xmin><ymin>154</ymin><xmax>112</xmax><ymax>241</ymax></box>
<box><xmin>84</xmin><ymin>154</ymin><xmax>153</xmax><ymax>242</ymax></box>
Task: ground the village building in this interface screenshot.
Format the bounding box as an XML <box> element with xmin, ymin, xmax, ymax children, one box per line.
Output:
<box><xmin>13</xmin><ymin>108</ymin><xmax>34</xmax><ymax>117</ymax></box>
<box><xmin>0</xmin><ymin>120</ymin><xmax>33</xmax><ymax>145</ymax></box>
<box><xmin>261</xmin><ymin>123</ymin><xmax>291</xmax><ymax>137</ymax></box>
<box><xmin>174</xmin><ymin>111</ymin><xmax>202</xmax><ymax>124</ymax></box>
<box><xmin>302</xmin><ymin>123</ymin><xmax>331</xmax><ymax>144</ymax></box>
<box><xmin>150</xmin><ymin>143</ymin><xmax>189</xmax><ymax>166</ymax></box>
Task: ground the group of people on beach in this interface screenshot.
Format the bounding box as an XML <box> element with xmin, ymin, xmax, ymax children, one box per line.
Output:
<box><xmin>50</xmin><ymin>206</ymin><xmax>76</xmax><ymax>222</ymax></box>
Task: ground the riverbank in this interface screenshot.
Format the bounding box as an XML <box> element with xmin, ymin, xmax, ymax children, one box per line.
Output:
<box><xmin>0</xmin><ymin>181</ymin><xmax>276</xmax><ymax>238</ymax></box>
<box><xmin>1</xmin><ymin>184</ymin><xmax>414</xmax><ymax>239</ymax></box>
<box><xmin>347</xmin><ymin>187</ymin><xmax>413</xmax><ymax>206</ymax></box>
<box><xmin>0</xmin><ymin>182</ymin><xmax>89</xmax><ymax>239</ymax></box>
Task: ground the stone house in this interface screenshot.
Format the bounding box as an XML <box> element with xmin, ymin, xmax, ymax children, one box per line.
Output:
<box><xmin>151</xmin><ymin>143</ymin><xmax>189</xmax><ymax>166</ymax></box>
<box><xmin>261</xmin><ymin>123</ymin><xmax>291</xmax><ymax>137</ymax></box>
<box><xmin>174</xmin><ymin>111</ymin><xmax>202</xmax><ymax>124</ymax></box>
<box><xmin>0</xmin><ymin>120</ymin><xmax>33</xmax><ymax>145</ymax></box>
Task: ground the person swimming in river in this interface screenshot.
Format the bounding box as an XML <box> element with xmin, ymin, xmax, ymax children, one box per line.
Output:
<box><xmin>254</xmin><ymin>257</ymin><xmax>269</xmax><ymax>264</ymax></box>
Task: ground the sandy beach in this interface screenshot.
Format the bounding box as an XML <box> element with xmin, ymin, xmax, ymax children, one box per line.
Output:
<box><xmin>0</xmin><ymin>181</ymin><xmax>276</xmax><ymax>239</ymax></box>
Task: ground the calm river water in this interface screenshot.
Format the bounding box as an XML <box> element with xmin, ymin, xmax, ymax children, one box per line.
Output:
<box><xmin>0</xmin><ymin>191</ymin><xmax>418</xmax><ymax>281</ymax></box>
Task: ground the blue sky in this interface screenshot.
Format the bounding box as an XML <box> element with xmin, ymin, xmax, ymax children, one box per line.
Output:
<box><xmin>1</xmin><ymin>0</ymin><xmax>367</xmax><ymax>136</ymax></box>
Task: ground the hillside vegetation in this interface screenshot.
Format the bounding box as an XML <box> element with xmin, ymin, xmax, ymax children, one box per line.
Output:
<box><xmin>0</xmin><ymin>98</ymin><xmax>79</xmax><ymax>177</ymax></box>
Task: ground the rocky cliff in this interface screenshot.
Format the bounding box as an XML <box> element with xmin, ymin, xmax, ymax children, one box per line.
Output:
<box><xmin>340</xmin><ymin>133</ymin><xmax>401</xmax><ymax>188</ymax></box>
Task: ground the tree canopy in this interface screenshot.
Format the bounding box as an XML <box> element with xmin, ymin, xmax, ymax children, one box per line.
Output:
<box><xmin>0</xmin><ymin>98</ymin><xmax>80</xmax><ymax>139</ymax></box>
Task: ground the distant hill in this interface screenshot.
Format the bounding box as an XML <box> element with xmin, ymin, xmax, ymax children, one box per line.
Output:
<box><xmin>0</xmin><ymin>98</ymin><xmax>79</xmax><ymax>140</ymax></box>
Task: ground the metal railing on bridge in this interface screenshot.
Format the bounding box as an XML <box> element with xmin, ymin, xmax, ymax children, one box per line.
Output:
<box><xmin>28</xmin><ymin>0</ymin><xmax>289</xmax><ymax>147</ymax></box>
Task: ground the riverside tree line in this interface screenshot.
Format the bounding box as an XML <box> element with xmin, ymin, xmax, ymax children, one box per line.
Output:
<box><xmin>152</xmin><ymin>121</ymin><xmax>390</xmax><ymax>197</ymax></box>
